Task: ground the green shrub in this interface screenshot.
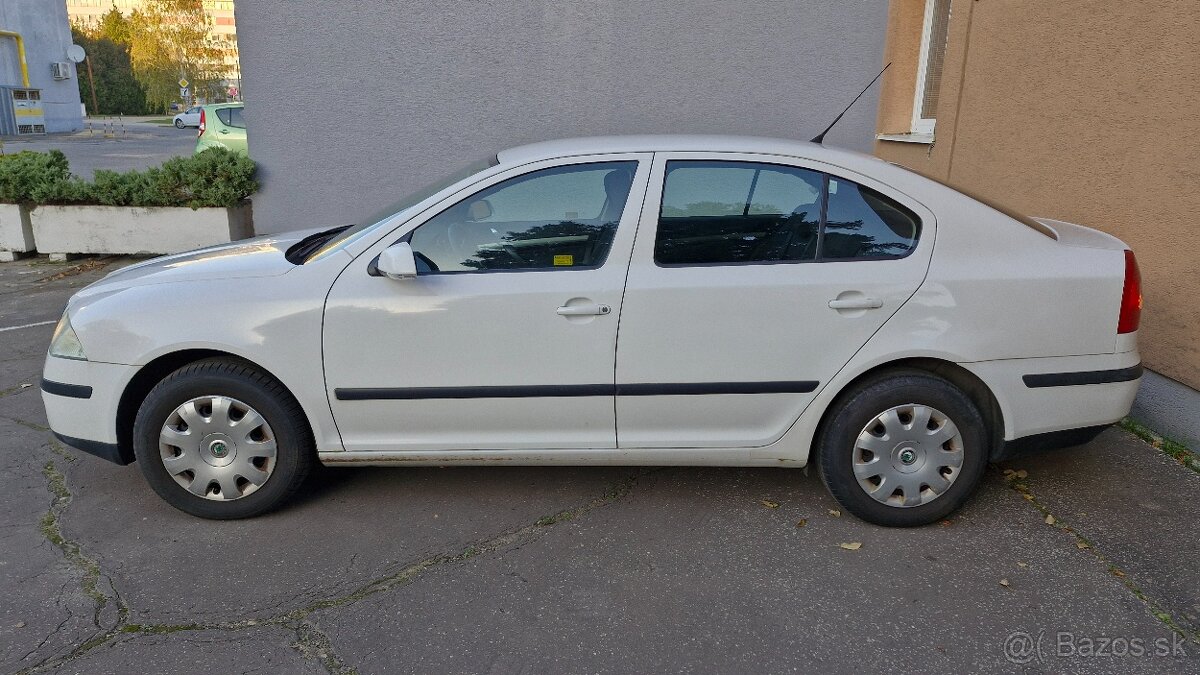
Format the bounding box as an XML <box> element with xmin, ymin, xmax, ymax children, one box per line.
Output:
<box><xmin>0</xmin><ymin>150</ymin><xmax>71</xmax><ymax>204</ymax></box>
<box><xmin>0</xmin><ymin>148</ymin><xmax>258</xmax><ymax>209</ymax></box>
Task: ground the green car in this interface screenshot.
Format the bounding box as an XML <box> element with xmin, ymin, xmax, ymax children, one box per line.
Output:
<box><xmin>195</xmin><ymin>103</ymin><xmax>248</xmax><ymax>155</ymax></box>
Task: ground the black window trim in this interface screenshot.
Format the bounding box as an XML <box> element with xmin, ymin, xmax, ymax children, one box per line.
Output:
<box><xmin>390</xmin><ymin>159</ymin><xmax>642</xmax><ymax>277</ymax></box>
<box><xmin>652</xmin><ymin>158</ymin><xmax>923</xmax><ymax>269</ymax></box>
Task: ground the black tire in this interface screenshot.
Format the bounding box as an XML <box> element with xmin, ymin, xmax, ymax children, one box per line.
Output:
<box><xmin>817</xmin><ymin>371</ymin><xmax>988</xmax><ymax>527</ymax></box>
<box><xmin>174</xmin><ymin>119</ymin><xmax>185</xmax><ymax>128</ymax></box>
<box><xmin>133</xmin><ymin>358</ymin><xmax>315</xmax><ymax>519</ymax></box>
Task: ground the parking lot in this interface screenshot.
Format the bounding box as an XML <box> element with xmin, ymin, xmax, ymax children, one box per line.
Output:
<box><xmin>0</xmin><ymin>256</ymin><xmax>1197</xmax><ymax>674</ymax></box>
<box><xmin>1</xmin><ymin>118</ymin><xmax>195</xmax><ymax>177</ymax></box>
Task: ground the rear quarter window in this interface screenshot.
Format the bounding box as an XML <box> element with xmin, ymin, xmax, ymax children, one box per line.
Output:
<box><xmin>821</xmin><ymin>179</ymin><xmax>920</xmax><ymax>259</ymax></box>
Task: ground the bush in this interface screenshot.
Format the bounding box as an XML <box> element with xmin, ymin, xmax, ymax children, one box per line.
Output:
<box><xmin>0</xmin><ymin>150</ymin><xmax>71</xmax><ymax>204</ymax></box>
<box><xmin>0</xmin><ymin>148</ymin><xmax>258</xmax><ymax>209</ymax></box>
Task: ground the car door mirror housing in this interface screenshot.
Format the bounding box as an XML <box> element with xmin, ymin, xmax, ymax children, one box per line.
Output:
<box><xmin>376</xmin><ymin>242</ymin><xmax>419</xmax><ymax>280</ymax></box>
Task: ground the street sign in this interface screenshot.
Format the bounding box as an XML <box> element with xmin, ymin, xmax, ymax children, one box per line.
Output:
<box><xmin>178</xmin><ymin>78</ymin><xmax>189</xmax><ymax>88</ymax></box>
<box><xmin>180</xmin><ymin>87</ymin><xmax>189</xmax><ymax>98</ymax></box>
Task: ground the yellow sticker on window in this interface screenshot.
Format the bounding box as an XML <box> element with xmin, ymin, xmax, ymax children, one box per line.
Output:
<box><xmin>553</xmin><ymin>254</ymin><xmax>574</xmax><ymax>266</ymax></box>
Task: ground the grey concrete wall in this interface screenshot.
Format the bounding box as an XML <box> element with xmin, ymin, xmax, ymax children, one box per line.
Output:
<box><xmin>0</xmin><ymin>0</ymin><xmax>84</xmax><ymax>133</ymax></box>
<box><xmin>1132</xmin><ymin>370</ymin><xmax>1200</xmax><ymax>452</ymax></box>
<box><xmin>236</xmin><ymin>1</ymin><xmax>889</xmax><ymax>234</ymax></box>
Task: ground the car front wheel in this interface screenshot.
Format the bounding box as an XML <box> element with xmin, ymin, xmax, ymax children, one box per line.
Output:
<box><xmin>133</xmin><ymin>358</ymin><xmax>315</xmax><ymax>519</ymax></box>
<box><xmin>817</xmin><ymin>371</ymin><xmax>988</xmax><ymax>527</ymax></box>
<box><xmin>174</xmin><ymin>119</ymin><xmax>185</xmax><ymax>128</ymax></box>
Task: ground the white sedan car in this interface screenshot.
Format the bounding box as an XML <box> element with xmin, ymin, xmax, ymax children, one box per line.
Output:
<box><xmin>173</xmin><ymin>106</ymin><xmax>202</xmax><ymax>128</ymax></box>
<box><xmin>41</xmin><ymin>136</ymin><xmax>1142</xmax><ymax>525</ymax></box>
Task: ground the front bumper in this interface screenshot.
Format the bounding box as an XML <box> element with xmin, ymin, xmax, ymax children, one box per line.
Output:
<box><xmin>42</xmin><ymin>356</ymin><xmax>139</xmax><ymax>465</ymax></box>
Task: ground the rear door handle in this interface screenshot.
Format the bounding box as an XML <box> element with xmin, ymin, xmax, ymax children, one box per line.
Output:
<box><xmin>828</xmin><ymin>297</ymin><xmax>883</xmax><ymax>310</ymax></box>
<box><xmin>557</xmin><ymin>304</ymin><xmax>611</xmax><ymax>316</ymax></box>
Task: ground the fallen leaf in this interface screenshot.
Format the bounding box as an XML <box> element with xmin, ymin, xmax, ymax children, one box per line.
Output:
<box><xmin>760</xmin><ymin>499</ymin><xmax>780</xmax><ymax>509</ymax></box>
<box><xmin>839</xmin><ymin>542</ymin><xmax>862</xmax><ymax>551</ymax></box>
<box><xmin>1015</xmin><ymin>469</ymin><xmax>1029</xmax><ymax>479</ymax></box>
<box><xmin>1017</xmin><ymin>562</ymin><xmax>1028</xmax><ymax>568</ymax></box>
<box><xmin>1022</xmin><ymin>494</ymin><xmax>1035</xmax><ymax>501</ymax></box>
<box><xmin>999</xmin><ymin>578</ymin><xmax>1011</xmax><ymax>587</ymax></box>
<box><xmin>15</xmin><ymin>621</ymin><xmax>25</xmax><ymax>628</ymax></box>
<box><xmin>1076</xmin><ymin>542</ymin><xmax>1090</xmax><ymax>550</ymax></box>
<box><xmin>828</xmin><ymin>509</ymin><xmax>842</xmax><ymax>517</ymax></box>
<box><xmin>1045</xmin><ymin>514</ymin><xmax>1056</xmax><ymax>525</ymax></box>
<box><xmin>939</xmin><ymin>519</ymin><xmax>953</xmax><ymax>527</ymax></box>
<box><xmin>795</xmin><ymin>518</ymin><xmax>807</xmax><ymax>528</ymax></box>
<box><xmin>1002</xmin><ymin>469</ymin><xmax>1017</xmax><ymax>481</ymax></box>
<box><xmin>1112</xmin><ymin>569</ymin><xmax>1126</xmax><ymax>578</ymax></box>
<box><xmin>19</xmin><ymin>383</ymin><xmax>31</xmax><ymax>389</ymax></box>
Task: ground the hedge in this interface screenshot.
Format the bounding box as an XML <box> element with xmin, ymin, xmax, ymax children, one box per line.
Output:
<box><xmin>0</xmin><ymin>148</ymin><xmax>258</xmax><ymax>209</ymax></box>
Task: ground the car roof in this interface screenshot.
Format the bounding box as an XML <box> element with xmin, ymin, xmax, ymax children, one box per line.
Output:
<box><xmin>498</xmin><ymin>134</ymin><xmax>875</xmax><ymax>168</ymax></box>
<box><xmin>496</xmin><ymin>134</ymin><xmax>934</xmax><ymax>200</ymax></box>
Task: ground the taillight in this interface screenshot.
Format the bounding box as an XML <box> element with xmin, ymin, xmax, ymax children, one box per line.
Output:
<box><xmin>198</xmin><ymin>109</ymin><xmax>206</xmax><ymax>137</ymax></box>
<box><xmin>1117</xmin><ymin>249</ymin><xmax>1142</xmax><ymax>334</ymax></box>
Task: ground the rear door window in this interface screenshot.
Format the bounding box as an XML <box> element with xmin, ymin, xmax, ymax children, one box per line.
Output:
<box><xmin>654</xmin><ymin>160</ymin><xmax>920</xmax><ymax>265</ymax></box>
<box><xmin>656</xmin><ymin>161</ymin><xmax>824</xmax><ymax>265</ymax></box>
<box><xmin>215</xmin><ymin>108</ymin><xmax>245</xmax><ymax>128</ymax></box>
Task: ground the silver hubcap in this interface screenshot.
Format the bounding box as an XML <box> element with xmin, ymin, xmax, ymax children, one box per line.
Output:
<box><xmin>853</xmin><ymin>404</ymin><xmax>965</xmax><ymax>508</ymax></box>
<box><xmin>159</xmin><ymin>396</ymin><xmax>277</xmax><ymax>501</ymax></box>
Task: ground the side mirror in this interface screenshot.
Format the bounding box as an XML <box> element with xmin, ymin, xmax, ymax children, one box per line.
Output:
<box><xmin>376</xmin><ymin>242</ymin><xmax>418</xmax><ymax>280</ymax></box>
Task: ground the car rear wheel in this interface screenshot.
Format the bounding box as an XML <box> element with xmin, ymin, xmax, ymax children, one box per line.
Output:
<box><xmin>133</xmin><ymin>358</ymin><xmax>314</xmax><ymax>519</ymax></box>
<box><xmin>817</xmin><ymin>371</ymin><xmax>988</xmax><ymax>527</ymax></box>
<box><xmin>174</xmin><ymin>119</ymin><xmax>185</xmax><ymax>128</ymax></box>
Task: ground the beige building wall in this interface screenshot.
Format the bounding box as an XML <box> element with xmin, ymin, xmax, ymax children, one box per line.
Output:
<box><xmin>876</xmin><ymin>0</ymin><xmax>1200</xmax><ymax>390</ymax></box>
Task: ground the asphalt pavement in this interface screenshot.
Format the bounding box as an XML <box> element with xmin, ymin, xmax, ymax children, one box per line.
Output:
<box><xmin>0</xmin><ymin>256</ymin><xmax>1197</xmax><ymax>674</ymax></box>
<box><xmin>1</xmin><ymin>118</ymin><xmax>196</xmax><ymax>176</ymax></box>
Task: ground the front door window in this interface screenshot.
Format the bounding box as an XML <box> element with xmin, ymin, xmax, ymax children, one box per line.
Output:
<box><xmin>409</xmin><ymin>162</ymin><xmax>638</xmax><ymax>272</ymax></box>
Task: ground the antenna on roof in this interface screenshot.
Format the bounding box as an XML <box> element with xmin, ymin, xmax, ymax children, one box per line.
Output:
<box><xmin>810</xmin><ymin>62</ymin><xmax>892</xmax><ymax>144</ymax></box>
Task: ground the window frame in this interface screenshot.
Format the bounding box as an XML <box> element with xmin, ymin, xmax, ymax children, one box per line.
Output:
<box><xmin>652</xmin><ymin>159</ymin><xmax>923</xmax><ymax>269</ymax></box>
<box><xmin>911</xmin><ymin>0</ymin><xmax>951</xmax><ymax>136</ymax></box>
<box><xmin>398</xmin><ymin>159</ymin><xmax>644</xmax><ymax>276</ymax></box>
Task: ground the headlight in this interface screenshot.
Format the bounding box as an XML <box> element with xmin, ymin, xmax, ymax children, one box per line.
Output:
<box><xmin>48</xmin><ymin>313</ymin><xmax>87</xmax><ymax>361</ymax></box>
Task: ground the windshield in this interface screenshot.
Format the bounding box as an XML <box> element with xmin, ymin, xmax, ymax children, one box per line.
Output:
<box><xmin>305</xmin><ymin>155</ymin><xmax>499</xmax><ymax>262</ymax></box>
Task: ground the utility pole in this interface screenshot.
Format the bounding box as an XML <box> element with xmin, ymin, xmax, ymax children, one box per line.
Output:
<box><xmin>84</xmin><ymin>55</ymin><xmax>99</xmax><ymax>117</ymax></box>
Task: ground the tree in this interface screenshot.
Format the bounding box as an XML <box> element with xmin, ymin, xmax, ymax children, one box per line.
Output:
<box><xmin>126</xmin><ymin>0</ymin><xmax>225</xmax><ymax>112</ymax></box>
<box><xmin>71</xmin><ymin>24</ymin><xmax>150</xmax><ymax>116</ymax></box>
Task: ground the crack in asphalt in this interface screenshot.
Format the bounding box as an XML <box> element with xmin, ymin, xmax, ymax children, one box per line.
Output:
<box><xmin>1001</xmin><ymin>469</ymin><xmax>1200</xmax><ymax>644</ymax></box>
<box><xmin>291</xmin><ymin>621</ymin><xmax>358</xmax><ymax>675</ymax></box>
<box><xmin>15</xmin><ymin>451</ymin><xmax>652</xmax><ymax>675</ymax></box>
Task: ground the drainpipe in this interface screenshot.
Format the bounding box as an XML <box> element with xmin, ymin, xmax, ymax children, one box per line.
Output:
<box><xmin>0</xmin><ymin>30</ymin><xmax>31</xmax><ymax>87</ymax></box>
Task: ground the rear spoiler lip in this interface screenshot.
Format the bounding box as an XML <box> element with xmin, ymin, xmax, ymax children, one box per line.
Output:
<box><xmin>1032</xmin><ymin>217</ymin><xmax>1129</xmax><ymax>251</ymax></box>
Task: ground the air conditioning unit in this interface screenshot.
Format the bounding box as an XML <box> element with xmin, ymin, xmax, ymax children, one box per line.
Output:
<box><xmin>50</xmin><ymin>62</ymin><xmax>73</xmax><ymax>80</ymax></box>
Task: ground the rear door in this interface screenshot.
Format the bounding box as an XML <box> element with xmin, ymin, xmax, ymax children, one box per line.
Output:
<box><xmin>614</xmin><ymin>153</ymin><xmax>935</xmax><ymax>449</ymax></box>
<box><xmin>215</xmin><ymin>107</ymin><xmax>248</xmax><ymax>153</ymax></box>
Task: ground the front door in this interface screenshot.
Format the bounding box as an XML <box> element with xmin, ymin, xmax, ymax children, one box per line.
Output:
<box><xmin>323</xmin><ymin>155</ymin><xmax>651</xmax><ymax>452</ymax></box>
<box><xmin>614</xmin><ymin>154</ymin><xmax>935</xmax><ymax>449</ymax></box>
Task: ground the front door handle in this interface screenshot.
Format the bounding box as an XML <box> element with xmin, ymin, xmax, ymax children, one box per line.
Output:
<box><xmin>828</xmin><ymin>297</ymin><xmax>883</xmax><ymax>310</ymax></box>
<box><xmin>556</xmin><ymin>303</ymin><xmax>611</xmax><ymax>316</ymax></box>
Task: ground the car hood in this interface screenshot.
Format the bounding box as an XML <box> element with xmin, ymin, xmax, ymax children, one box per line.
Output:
<box><xmin>74</xmin><ymin>228</ymin><xmax>325</xmax><ymax>297</ymax></box>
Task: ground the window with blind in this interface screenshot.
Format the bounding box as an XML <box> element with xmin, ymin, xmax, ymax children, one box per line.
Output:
<box><xmin>913</xmin><ymin>0</ymin><xmax>952</xmax><ymax>135</ymax></box>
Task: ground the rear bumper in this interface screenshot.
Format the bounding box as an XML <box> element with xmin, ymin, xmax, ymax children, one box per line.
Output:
<box><xmin>964</xmin><ymin>351</ymin><xmax>1141</xmax><ymax>443</ymax></box>
<box><xmin>42</xmin><ymin>357</ymin><xmax>138</xmax><ymax>465</ymax></box>
<box><xmin>993</xmin><ymin>424</ymin><xmax>1110</xmax><ymax>462</ymax></box>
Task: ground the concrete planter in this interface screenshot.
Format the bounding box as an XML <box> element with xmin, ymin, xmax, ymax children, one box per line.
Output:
<box><xmin>0</xmin><ymin>203</ymin><xmax>35</xmax><ymax>261</ymax></box>
<box><xmin>30</xmin><ymin>203</ymin><xmax>254</xmax><ymax>256</ymax></box>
